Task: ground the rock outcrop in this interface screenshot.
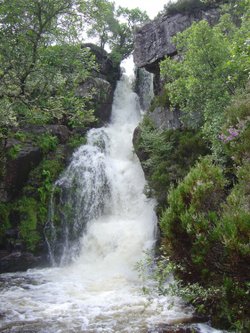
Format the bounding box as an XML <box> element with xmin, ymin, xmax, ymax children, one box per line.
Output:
<box><xmin>0</xmin><ymin>125</ymin><xmax>71</xmax><ymax>202</ymax></box>
<box><xmin>134</xmin><ymin>9</ymin><xmax>219</xmax><ymax>74</ymax></box>
<box><xmin>81</xmin><ymin>43</ymin><xmax>121</xmax><ymax>124</ymax></box>
<box><xmin>0</xmin><ymin>251</ymin><xmax>44</xmax><ymax>273</ymax></box>
<box><xmin>77</xmin><ymin>77</ymin><xmax>113</xmax><ymax>124</ymax></box>
<box><xmin>133</xmin><ymin>7</ymin><xmax>219</xmax><ymax>131</ymax></box>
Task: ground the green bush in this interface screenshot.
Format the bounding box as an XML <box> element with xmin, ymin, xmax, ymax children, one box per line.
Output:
<box><xmin>135</xmin><ymin>118</ymin><xmax>210</xmax><ymax>208</ymax></box>
<box><xmin>67</xmin><ymin>133</ymin><xmax>87</xmax><ymax>149</ymax></box>
<box><xmin>159</xmin><ymin>156</ymin><xmax>250</xmax><ymax>330</ymax></box>
<box><xmin>163</xmin><ymin>0</ymin><xmax>225</xmax><ymax>16</ymax></box>
<box><xmin>216</xmin><ymin>161</ymin><xmax>250</xmax><ymax>258</ymax></box>
<box><xmin>220</xmin><ymin>89</ymin><xmax>250</xmax><ymax>165</ymax></box>
<box><xmin>7</xmin><ymin>144</ymin><xmax>21</xmax><ymax>160</ymax></box>
<box><xmin>160</xmin><ymin>156</ymin><xmax>226</xmax><ymax>271</ymax></box>
<box><xmin>36</xmin><ymin>134</ymin><xmax>59</xmax><ymax>153</ymax></box>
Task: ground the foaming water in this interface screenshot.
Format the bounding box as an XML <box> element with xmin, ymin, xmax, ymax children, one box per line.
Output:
<box><xmin>0</xmin><ymin>75</ymin><xmax>223</xmax><ymax>333</ymax></box>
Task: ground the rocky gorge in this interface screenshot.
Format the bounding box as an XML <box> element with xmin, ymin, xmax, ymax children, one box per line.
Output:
<box><xmin>0</xmin><ymin>0</ymin><xmax>249</xmax><ymax>331</ymax></box>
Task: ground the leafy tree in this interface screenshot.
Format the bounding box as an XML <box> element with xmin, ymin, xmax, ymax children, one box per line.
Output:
<box><xmin>160</xmin><ymin>3</ymin><xmax>250</xmax><ymax>159</ymax></box>
<box><xmin>81</xmin><ymin>0</ymin><xmax>118</xmax><ymax>50</ymax></box>
<box><xmin>0</xmin><ymin>0</ymin><xmax>98</xmax><ymax>142</ymax></box>
<box><xmin>80</xmin><ymin>0</ymin><xmax>149</xmax><ymax>62</ymax></box>
<box><xmin>111</xmin><ymin>6</ymin><xmax>149</xmax><ymax>62</ymax></box>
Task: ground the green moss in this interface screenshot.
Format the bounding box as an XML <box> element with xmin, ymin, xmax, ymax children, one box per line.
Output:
<box><xmin>0</xmin><ymin>203</ymin><xmax>10</xmax><ymax>243</ymax></box>
<box><xmin>7</xmin><ymin>144</ymin><xmax>21</xmax><ymax>160</ymax></box>
<box><xmin>4</xmin><ymin>148</ymin><xmax>67</xmax><ymax>253</ymax></box>
<box><xmin>16</xmin><ymin>197</ymin><xmax>40</xmax><ymax>251</ymax></box>
<box><xmin>36</xmin><ymin>134</ymin><xmax>59</xmax><ymax>153</ymax></box>
<box><xmin>13</xmin><ymin>131</ymin><xmax>27</xmax><ymax>142</ymax></box>
<box><xmin>67</xmin><ymin>133</ymin><xmax>87</xmax><ymax>149</ymax></box>
<box><xmin>149</xmin><ymin>88</ymin><xmax>171</xmax><ymax>112</ymax></box>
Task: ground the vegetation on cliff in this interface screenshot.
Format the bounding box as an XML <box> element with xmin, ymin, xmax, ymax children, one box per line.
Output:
<box><xmin>0</xmin><ymin>0</ymin><xmax>148</xmax><ymax>264</ymax></box>
<box><xmin>135</xmin><ymin>0</ymin><xmax>250</xmax><ymax>330</ymax></box>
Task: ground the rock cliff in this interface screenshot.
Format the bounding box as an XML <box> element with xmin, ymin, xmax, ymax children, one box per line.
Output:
<box><xmin>81</xmin><ymin>43</ymin><xmax>120</xmax><ymax>124</ymax></box>
<box><xmin>133</xmin><ymin>7</ymin><xmax>219</xmax><ymax>131</ymax></box>
<box><xmin>134</xmin><ymin>8</ymin><xmax>219</xmax><ymax>74</ymax></box>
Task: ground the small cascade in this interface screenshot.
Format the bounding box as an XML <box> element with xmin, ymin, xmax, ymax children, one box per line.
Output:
<box><xmin>46</xmin><ymin>128</ymin><xmax>110</xmax><ymax>265</ymax></box>
<box><xmin>134</xmin><ymin>67</ymin><xmax>154</xmax><ymax>111</ymax></box>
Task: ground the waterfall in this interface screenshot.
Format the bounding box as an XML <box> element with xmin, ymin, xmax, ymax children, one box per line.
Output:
<box><xmin>134</xmin><ymin>67</ymin><xmax>154</xmax><ymax>111</ymax></box>
<box><xmin>46</xmin><ymin>74</ymin><xmax>156</xmax><ymax>267</ymax></box>
<box><xmin>0</xmin><ymin>71</ymin><xmax>224</xmax><ymax>333</ymax></box>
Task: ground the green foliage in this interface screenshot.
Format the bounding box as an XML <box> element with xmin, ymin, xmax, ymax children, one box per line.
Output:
<box><xmin>81</xmin><ymin>0</ymin><xmax>149</xmax><ymax>61</ymax></box>
<box><xmin>0</xmin><ymin>203</ymin><xmax>10</xmax><ymax>242</ymax></box>
<box><xmin>0</xmin><ymin>0</ymin><xmax>98</xmax><ymax>139</ymax></box>
<box><xmin>160</xmin><ymin>157</ymin><xmax>226</xmax><ymax>263</ymax></box>
<box><xmin>16</xmin><ymin>197</ymin><xmax>40</xmax><ymax>251</ymax></box>
<box><xmin>216</xmin><ymin>161</ymin><xmax>250</xmax><ymax>257</ymax></box>
<box><xmin>163</xmin><ymin>0</ymin><xmax>219</xmax><ymax>15</ymax></box>
<box><xmin>220</xmin><ymin>88</ymin><xmax>250</xmax><ymax>164</ymax></box>
<box><xmin>157</xmin><ymin>155</ymin><xmax>250</xmax><ymax>329</ymax></box>
<box><xmin>111</xmin><ymin>6</ymin><xmax>149</xmax><ymax>62</ymax></box>
<box><xmin>138</xmin><ymin>250</ymin><xmax>250</xmax><ymax>331</ymax></box>
<box><xmin>7</xmin><ymin>144</ymin><xmax>21</xmax><ymax>160</ymax></box>
<box><xmin>135</xmin><ymin>117</ymin><xmax>209</xmax><ymax>208</ymax></box>
<box><xmin>9</xmin><ymin>151</ymin><xmax>66</xmax><ymax>252</ymax></box>
<box><xmin>14</xmin><ymin>131</ymin><xmax>27</xmax><ymax>142</ymax></box>
<box><xmin>36</xmin><ymin>134</ymin><xmax>59</xmax><ymax>154</ymax></box>
<box><xmin>160</xmin><ymin>5</ymin><xmax>250</xmax><ymax>159</ymax></box>
<box><xmin>81</xmin><ymin>0</ymin><xmax>118</xmax><ymax>50</ymax></box>
<box><xmin>67</xmin><ymin>134</ymin><xmax>87</xmax><ymax>149</ymax></box>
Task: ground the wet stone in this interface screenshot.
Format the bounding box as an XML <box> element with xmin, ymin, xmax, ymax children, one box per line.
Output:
<box><xmin>149</xmin><ymin>324</ymin><xmax>201</xmax><ymax>333</ymax></box>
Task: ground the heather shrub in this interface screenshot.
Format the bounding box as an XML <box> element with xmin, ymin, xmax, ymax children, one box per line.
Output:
<box><xmin>160</xmin><ymin>157</ymin><xmax>227</xmax><ymax>273</ymax></box>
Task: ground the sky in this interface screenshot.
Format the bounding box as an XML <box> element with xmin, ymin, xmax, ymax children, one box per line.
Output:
<box><xmin>113</xmin><ymin>0</ymin><xmax>170</xmax><ymax>19</ymax></box>
<box><xmin>114</xmin><ymin>0</ymin><xmax>172</xmax><ymax>74</ymax></box>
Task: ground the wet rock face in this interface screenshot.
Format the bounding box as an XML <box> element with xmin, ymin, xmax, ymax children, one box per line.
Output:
<box><xmin>77</xmin><ymin>77</ymin><xmax>113</xmax><ymax>124</ymax></box>
<box><xmin>0</xmin><ymin>251</ymin><xmax>44</xmax><ymax>273</ymax></box>
<box><xmin>148</xmin><ymin>107</ymin><xmax>182</xmax><ymax>130</ymax></box>
<box><xmin>81</xmin><ymin>43</ymin><xmax>121</xmax><ymax>124</ymax></box>
<box><xmin>3</xmin><ymin>142</ymin><xmax>43</xmax><ymax>201</ymax></box>
<box><xmin>133</xmin><ymin>8</ymin><xmax>220</xmax><ymax>73</ymax></box>
<box><xmin>0</xmin><ymin>125</ymin><xmax>71</xmax><ymax>202</ymax></box>
<box><xmin>82</xmin><ymin>43</ymin><xmax>120</xmax><ymax>87</ymax></box>
<box><xmin>148</xmin><ymin>315</ymin><xmax>209</xmax><ymax>333</ymax></box>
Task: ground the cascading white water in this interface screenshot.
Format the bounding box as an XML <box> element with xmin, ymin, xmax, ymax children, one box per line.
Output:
<box><xmin>0</xmin><ymin>72</ymin><xmax>224</xmax><ymax>333</ymax></box>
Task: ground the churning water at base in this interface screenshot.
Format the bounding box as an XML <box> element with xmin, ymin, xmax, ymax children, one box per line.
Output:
<box><xmin>0</xmin><ymin>75</ymin><xmax>223</xmax><ymax>333</ymax></box>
